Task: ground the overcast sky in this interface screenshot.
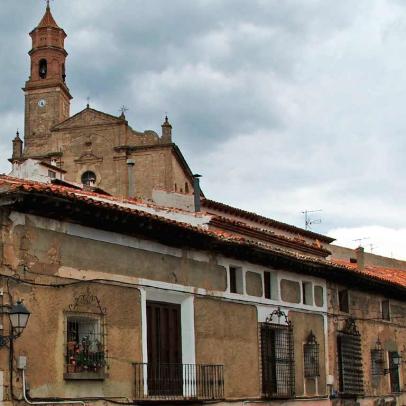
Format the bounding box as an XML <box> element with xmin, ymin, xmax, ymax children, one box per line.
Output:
<box><xmin>1</xmin><ymin>0</ymin><xmax>406</xmax><ymax>259</ymax></box>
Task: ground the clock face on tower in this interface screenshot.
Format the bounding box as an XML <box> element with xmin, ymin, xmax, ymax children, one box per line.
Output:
<box><xmin>38</xmin><ymin>99</ymin><xmax>46</xmax><ymax>108</ymax></box>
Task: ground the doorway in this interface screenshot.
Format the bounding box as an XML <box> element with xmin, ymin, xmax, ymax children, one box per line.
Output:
<box><xmin>147</xmin><ymin>301</ymin><xmax>182</xmax><ymax>396</ymax></box>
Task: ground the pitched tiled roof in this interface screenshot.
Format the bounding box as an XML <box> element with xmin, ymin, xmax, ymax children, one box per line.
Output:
<box><xmin>209</xmin><ymin>216</ymin><xmax>331</xmax><ymax>258</ymax></box>
<box><xmin>331</xmin><ymin>259</ymin><xmax>406</xmax><ymax>290</ymax></box>
<box><xmin>0</xmin><ymin>175</ymin><xmax>405</xmax><ymax>293</ymax></box>
<box><xmin>37</xmin><ymin>6</ymin><xmax>60</xmax><ymax>29</ymax></box>
<box><xmin>202</xmin><ymin>198</ymin><xmax>335</xmax><ymax>243</ymax></box>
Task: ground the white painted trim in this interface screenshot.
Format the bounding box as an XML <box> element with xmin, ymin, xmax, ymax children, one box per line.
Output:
<box><xmin>143</xmin><ymin>288</ymin><xmax>196</xmax><ymax>366</ymax></box>
<box><xmin>0</xmin><ymin>371</ymin><xmax>3</xmax><ymax>402</ymax></box>
<box><xmin>57</xmin><ymin>267</ymin><xmax>328</xmax><ymax>316</ymax></box>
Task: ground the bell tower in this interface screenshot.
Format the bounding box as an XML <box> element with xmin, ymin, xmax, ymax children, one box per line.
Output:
<box><xmin>23</xmin><ymin>2</ymin><xmax>72</xmax><ymax>157</ymax></box>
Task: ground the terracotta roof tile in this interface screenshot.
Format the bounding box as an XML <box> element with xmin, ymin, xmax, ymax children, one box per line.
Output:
<box><xmin>331</xmin><ymin>259</ymin><xmax>406</xmax><ymax>289</ymax></box>
<box><xmin>202</xmin><ymin>198</ymin><xmax>335</xmax><ymax>243</ymax></box>
<box><xmin>37</xmin><ymin>6</ymin><xmax>60</xmax><ymax>29</ymax></box>
<box><xmin>0</xmin><ymin>175</ymin><xmax>405</xmax><ymax>291</ymax></box>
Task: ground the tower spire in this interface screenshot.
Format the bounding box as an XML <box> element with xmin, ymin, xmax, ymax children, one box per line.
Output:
<box><xmin>37</xmin><ymin>0</ymin><xmax>59</xmax><ymax>29</ymax></box>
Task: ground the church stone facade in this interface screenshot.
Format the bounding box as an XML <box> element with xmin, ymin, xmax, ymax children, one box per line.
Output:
<box><xmin>15</xmin><ymin>4</ymin><xmax>194</xmax><ymax>200</ymax></box>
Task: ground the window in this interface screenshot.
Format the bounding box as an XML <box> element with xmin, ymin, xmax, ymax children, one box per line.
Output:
<box><xmin>371</xmin><ymin>348</ymin><xmax>384</xmax><ymax>376</ymax></box>
<box><xmin>264</xmin><ymin>272</ymin><xmax>271</xmax><ymax>299</ymax></box>
<box><xmin>303</xmin><ymin>331</ymin><xmax>320</xmax><ymax>377</ymax></box>
<box><xmin>381</xmin><ymin>300</ymin><xmax>390</xmax><ymax>321</ymax></box>
<box><xmin>185</xmin><ymin>183</ymin><xmax>189</xmax><ymax>193</ymax></box>
<box><xmin>48</xmin><ymin>170</ymin><xmax>56</xmax><ymax>179</ymax></box>
<box><xmin>66</xmin><ymin>315</ymin><xmax>105</xmax><ymax>377</ymax></box>
<box><xmin>229</xmin><ymin>266</ymin><xmax>243</xmax><ymax>294</ymax></box>
<box><xmin>39</xmin><ymin>59</ymin><xmax>47</xmax><ymax>79</ymax></box>
<box><xmin>389</xmin><ymin>351</ymin><xmax>401</xmax><ymax>393</ymax></box>
<box><xmin>260</xmin><ymin>310</ymin><xmax>295</xmax><ymax>399</ymax></box>
<box><xmin>264</xmin><ymin>272</ymin><xmax>277</xmax><ymax>300</ymax></box>
<box><xmin>302</xmin><ymin>282</ymin><xmax>313</xmax><ymax>305</ymax></box>
<box><xmin>337</xmin><ymin>318</ymin><xmax>364</xmax><ymax>396</ymax></box>
<box><xmin>314</xmin><ymin>286</ymin><xmax>324</xmax><ymax>307</ymax></box>
<box><xmin>338</xmin><ymin>289</ymin><xmax>349</xmax><ymax>313</ymax></box>
<box><xmin>81</xmin><ymin>171</ymin><xmax>97</xmax><ymax>186</ymax></box>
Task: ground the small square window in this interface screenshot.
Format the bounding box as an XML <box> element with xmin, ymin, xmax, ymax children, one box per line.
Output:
<box><xmin>381</xmin><ymin>300</ymin><xmax>390</xmax><ymax>321</ymax></box>
<box><xmin>302</xmin><ymin>281</ymin><xmax>313</xmax><ymax>305</ymax></box>
<box><xmin>338</xmin><ymin>289</ymin><xmax>349</xmax><ymax>313</ymax></box>
<box><xmin>48</xmin><ymin>170</ymin><xmax>56</xmax><ymax>179</ymax></box>
<box><xmin>229</xmin><ymin>266</ymin><xmax>243</xmax><ymax>294</ymax></box>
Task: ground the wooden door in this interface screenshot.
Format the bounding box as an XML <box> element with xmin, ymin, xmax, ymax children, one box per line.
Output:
<box><xmin>147</xmin><ymin>301</ymin><xmax>182</xmax><ymax>396</ymax></box>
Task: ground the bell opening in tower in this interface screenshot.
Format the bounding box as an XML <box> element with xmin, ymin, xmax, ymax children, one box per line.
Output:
<box><xmin>39</xmin><ymin>59</ymin><xmax>47</xmax><ymax>79</ymax></box>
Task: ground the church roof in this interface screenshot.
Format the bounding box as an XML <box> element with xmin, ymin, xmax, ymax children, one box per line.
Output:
<box><xmin>37</xmin><ymin>4</ymin><xmax>60</xmax><ymax>29</ymax></box>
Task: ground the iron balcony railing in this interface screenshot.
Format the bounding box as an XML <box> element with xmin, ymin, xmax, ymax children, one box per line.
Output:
<box><xmin>134</xmin><ymin>363</ymin><xmax>224</xmax><ymax>401</ymax></box>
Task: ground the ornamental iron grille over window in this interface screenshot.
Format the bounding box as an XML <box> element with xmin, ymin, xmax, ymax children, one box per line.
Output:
<box><xmin>371</xmin><ymin>338</ymin><xmax>385</xmax><ymax>376</ymax></box>
<box><xmin>337</xmin><ymin>318</ymin><xmax>364</xmax><ymax>396</ymax></box>
<box><xmin>304</xmin><ymin>331</ymin><xmax>320</xmax><ymax>378</ymax></box>
<box><xmin>64</xmin><ymin>287</ymin><xmax>107</xmax><ymax>377</ymax></box>
<box><xmin>260</xmin><ymin>308</ymin><xmax>295</xmax><ymax>399</ymax></box>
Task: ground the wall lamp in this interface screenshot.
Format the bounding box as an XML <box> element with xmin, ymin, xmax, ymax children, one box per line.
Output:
<box><xmin>0</xmin><ymin>301</ymin><xmax>30</xmax><ymax>347</ymax></box>
<box><xmin>384</xmin><ymin>352</ymin><xmax>402</xmax><ymax>375</ymax></box>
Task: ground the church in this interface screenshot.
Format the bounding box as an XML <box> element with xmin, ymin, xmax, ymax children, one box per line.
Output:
<box><xmin>11</xmin><ymin>2</ymin><xmax>195</xmax><ymax>201</ymax></box>
<box><xmin>0</xmin><ymin>4</ymin><xmax>405</xmax><ymax>406</ymax></box>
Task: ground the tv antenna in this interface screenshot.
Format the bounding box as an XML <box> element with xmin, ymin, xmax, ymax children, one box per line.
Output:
<box><xmin>301</xmin><ymin>209</ymin><xmax>322</xmax><ymax>230</ymax></box>
<box><xmin>353</xmin><ymin>237</ymin><xmax>369</xmax><ymax>247</ymax></box>
<box><xmin>368</xmin><ymin>243</ymin><xmax>376</xmax><ymax>254</ymax></box>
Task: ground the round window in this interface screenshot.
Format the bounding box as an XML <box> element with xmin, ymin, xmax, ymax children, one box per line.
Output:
<box><xmin>81</xmin><ymin>171</ymin><xmax>96</xmax><ymax>186</ymax></box>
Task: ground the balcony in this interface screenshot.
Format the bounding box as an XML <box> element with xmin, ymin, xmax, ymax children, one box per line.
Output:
<box><xmin>134</xmin><ymin>363</ymin><xmax>224</xmax><ymax>402</ymax></box>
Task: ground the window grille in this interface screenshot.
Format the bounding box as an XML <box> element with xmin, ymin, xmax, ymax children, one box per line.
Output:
<box><xmin>64</xmin><ymin>288</ymin><xmax>107</xmax><ymax>378</ymax></box>
<box><xmin>304</xmin><ymin>331</ymin><xmax>320</xmax><ymax>378</ymax></box>
<box><xmin>260</xmin><ymin>308</ymin><xmax>295</xmax><ymax>399</ymax></box>
<box><xmin>371</xmin><ymin>349</ymin><xmax>384</xmax><ymax>376</ymax></box>
<box><xmin>337</xmin><ymin>318</ymin><xmax>364</xmax><ymax>396</ymax></box>
<box><xmin>66</xmin><ymin>315</ymin><xmax>105</xmax><ymax>374</ymax></box>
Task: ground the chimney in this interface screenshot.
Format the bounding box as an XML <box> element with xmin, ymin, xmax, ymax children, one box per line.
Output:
<box><xmin>127</xmin><ymin>158</ymin><xmax>135</xmax><ymax>198</ymax></box>
<box><xmin>193</xmin><ymin>174</ymin><xmax>202</xmax><ymax>212</ymax></box>
<box><xmin>355</xmin><ymin>246</ymin><xmax>365</xmax><ymax>271</ymax></box>
<box><xmin>12</xmin><ymin>131</ymin><xmax>23</xmax><ymax>161</ymax></box>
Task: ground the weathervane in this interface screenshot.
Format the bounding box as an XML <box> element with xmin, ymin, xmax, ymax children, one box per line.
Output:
<box><xmin>119</xmin><ymin>105</ymin><xmax>129</xmax><ymax>115</ymax></box>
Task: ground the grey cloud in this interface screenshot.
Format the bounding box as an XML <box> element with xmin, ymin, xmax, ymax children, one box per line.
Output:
<box><xmin>1</xmin><ymin>0</ymin><xmax>406</xmax><ymax>250</ymax></box>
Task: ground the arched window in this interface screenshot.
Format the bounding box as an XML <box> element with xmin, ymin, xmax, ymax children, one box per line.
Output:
<box><xmin>81</xmin><ymin>171</ymin><xmax>96</xmax><ymax>186</ymax></box>
<box><xmin>62</xmin><ymin>63</ymin><xmax>66</xmax><ymax>82</ymax></box>
<box><xmin>185</xmin><ymin>182</ymin><xmax>189</xmax><ymax>193</ymax></box>
<box><xmin>39</xmin><ymin>59</ymin><xmax>47</xmax><ymax>79</ymax></box>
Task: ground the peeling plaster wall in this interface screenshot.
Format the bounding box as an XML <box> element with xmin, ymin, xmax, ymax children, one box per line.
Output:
<box><xmin>327</xmin><ymin>281</ymin><xmax>406</xmax><ymax>405</ymax></box>
<box><xmin>0</xmin><ymin>209</ymin><xmax>336</xmax><ymax>405</ymax></box>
